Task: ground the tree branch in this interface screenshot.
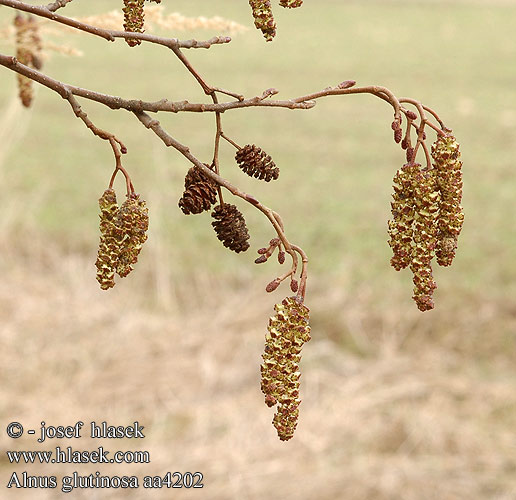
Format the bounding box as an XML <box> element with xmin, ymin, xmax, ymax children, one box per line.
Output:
<box><xmin>45</xmin><ymin>0</ymin><xmax>74</xmax><ymax>13</ymax></box>
<box><xmin>134</xmin><ymin>110</ymin><xmax>303</xmax><ymax>297</ymax></box>
<box><xmin>0</xmin><ymin>2</ymin><xmax>449</xmax><ymax>304</ymax></box>
<box><xmin>0</xmin><ymin>0</ymin><xmax>232</xmax><ymax>49</ymax></box>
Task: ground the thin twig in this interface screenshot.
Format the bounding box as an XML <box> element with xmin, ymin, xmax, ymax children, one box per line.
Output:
<box><xmin>0</xmin><ymin>0</ymin><xmax>232</xmax><ymax>49</ymax></box>
<box><xmin>0</xmin><ymin>3</ymin><xmax>450</xmax><ymax>303</ymax></box>
<box><xmin>134</xmin><ymin>110</ymin><xmax>300</xmax><ymax>272</ymax></box>
<box><xmin>45</xmin><ymin>0</ymin><xmax>74</xmax><ymax>12</ymax></box>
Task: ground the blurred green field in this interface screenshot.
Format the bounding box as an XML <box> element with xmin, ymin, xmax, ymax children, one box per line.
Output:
<box><xmin>1</xmin><ymin>1</ymin><xmax>516</xmax><ymax>499</ymax></box>
<box><xmin>2</xmin><ymin>0</ymin><xmax>516</xmax><ymax>289</ymax></box>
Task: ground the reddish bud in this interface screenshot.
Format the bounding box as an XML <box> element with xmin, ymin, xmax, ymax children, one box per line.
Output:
<box><xmin>394</xmin><ymin>128</ymin><xmax>403</xmax><ymax>143</ymax></box>
<box><xmin>406</xmin><ymin>147</ymin><xmax>415</xmax><ymax>163</ymax></box>
<box><xmin>406</xmin><ymin>110</ymin><xmax>417</xmax><ymax>121</ymax></box>
<box><xmin>257</xmin><ymin>247</ymin><xmax>268</xmax><ymax>254</ymax></box>
<box><xmin>401</xmin><ymin>138</ymin><xmax>408</xmax><ymax>150</ymax></box>
<box><xmin>262</xmin><ymin>88</ymin><xmax>279</xmax><ymax>98</ymax></box>
<box><xmin>338</xmin><ymin>80</ymin><xmax>356</xmax><ymax>89</ymax></box>
<box><xmin>266</xmin><ymin>279</ymin><xmax>281</xmax><ymax>293</ymax></box>
<box><xmin>290</xmin><ymin>279</ymin><xmax>299</xmax><ymax>292</ymax></box>
<box><xmin>255</xmin><ymin>255</ymin><xmax>267</xmax><ymax>264</ymax></box>
<box><xmin>278</xmin><ymin>251</ymin><xmax>286</xmax><ymax>264</ymax></box>
<box><xmin>246</xmin><ymin>194</ymin><xmax>260</xmax><ymax>205</ymax></box>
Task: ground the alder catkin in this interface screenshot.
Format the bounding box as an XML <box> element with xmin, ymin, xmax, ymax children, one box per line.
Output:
<box><xmin>249</xmin><ymin>0</ymin><xmax>277</xmax><ymax>41</ymax></box>
<box><xmin>116</xmin><ymin>194</ymin><xmax>149</xmax><ymax>278</ymax></box>
<box><xmin>95</xmin><ymin>189</ymin><xmax>122</xmax><ymax>290</ymax></box>
<box><xmin>14</xmin><ymin>15</ymin><xmax>33</xmax><ymax>108</ymax></box>
<box><xmin>432</xmin><ymin>134</ymin><xmax>464</xmax><ymax>267</ymax></box>
<box><xmin>27</xmin><ymin>17</ymin><xmax>43</xmax><ymax>71</ymax></box>
<box><xmin>178</xmin><ymin>167</ymin><xmax>218</xmax><ymax>215</ymax></box>
<box><xmin>211</xmin><ymin>204</ymin><xmax>250</xmax><ymax>253</ymax></box>
<box><xmin>410</xmin><ymin>169</ymin><xmax>440</xmax><ymax>312</ymax></box>
<box><xmin>388</xmin><ymin>163</ymin><xmax>419</xmax><ymax>271</ymax></box>
<box><xmin>235</xmin><ymin>145</ymin><xmax>279</xmax><ymax>182</ymax></box>
<box><xmin>261</xmin><ymin>297</ymin><xmax>311</xmax><ymax>441</ymax></box>
<box><xmin>279</xmin><ymin>0</ymin><xmax>303</xmax><ymax>8</ymax></box>
<box><xmin>123</xmin><ymin>0</ymin><xmax>145</xmax><ymax>47</ymax></box>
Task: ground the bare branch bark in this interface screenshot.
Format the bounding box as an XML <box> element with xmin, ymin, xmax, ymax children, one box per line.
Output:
<box><xmin>45</xmin><ymin>0</ymin><xmax>74</xmax><ymax>13</ymax></box>
<box><xmin>0</xmin><ymin>0</ymin><xmax>232</xmax><ymax>49</ymax></box>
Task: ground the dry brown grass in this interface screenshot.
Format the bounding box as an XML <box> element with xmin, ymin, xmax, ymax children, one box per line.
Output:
<box><xmin>1</xmin><ymin>220</ymin><xmax>515</xmax><ymax>499</ymax></box>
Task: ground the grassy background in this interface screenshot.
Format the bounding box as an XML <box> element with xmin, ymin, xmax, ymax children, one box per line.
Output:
<box><xmin>1</xmin><ymin>1</ymin><xmax>516</xmax><ymax>498</ymax></box>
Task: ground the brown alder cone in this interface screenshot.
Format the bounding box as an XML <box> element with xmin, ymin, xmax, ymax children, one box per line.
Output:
<box><xmin>116</xmin><ymin>194</ymin><xmax>149</xmax><ymax>278</ymax></box>
<box><xmin>431</xmin><ymin>134</ymin><xmax>464</xmax><ymax>267</ymax></box>
<box><xmin>211</xmin><ymin>204</ymin><xmax>250</xmax><ymax>253</ymax></box>
<box><xmin>249</xmin><ymin>0</ymin><xmax>276</xmax><ymax>41</ymax></box>
<box><xmin>410</xmin><ymin>169</ymin><xmax>440</xmax><ymax>312</ymax></box>
<box><xmin>235</xmin><ymin>144</ymin><xmax>279</xmax><ymax>182</ymax></box>
<box><xmin>95</xmin><ymin>189</ymin><xmax>122</xmax><ymax>290</ymax></box>
<box><xmin>279</xmin><ymin>0</ymin><xmax>303</xmax><ymax>7</ymax></box>
<box><xmin>123</xmin><ymin>0</ymin><xmax>145</xmax><ymax>47</ymax></box>
<box><xmin>178</xmin><ymin>166</ymin><xmax>218</xmax><ymax>215</ymax></box>
<box><xmin>387</xmin><ymin>163</ymin><xmax>419</xmax><ymax>271</ymax></box>
<box><xmin>261</xmin><ymin>297</ymin><xmax>311</xmax><ymax>441</ymax></box>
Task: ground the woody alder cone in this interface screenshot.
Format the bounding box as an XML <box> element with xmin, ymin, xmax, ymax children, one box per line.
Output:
<box><xmin>431</xmin><ymin>134</ymin><xmax>464</xmax><ymax>267</ymax></box>
<box><xmin>235</xmin><ymin>145</ymin><xmax>279</xmax><ymax>182</ymax></box>
<box><xmin>178</xmin><ymin>167</ymin><xmax>218</xmax><ymax>215</ymax></box>
<box><xmin>211</xmin><ymin>204</ymin><xmax>250</xmax><ymax>253</ymax></box>
<box><xmin>261</xmin><ymin>297</ymin><xmax>311</xmax><ymax>441</ymax></box>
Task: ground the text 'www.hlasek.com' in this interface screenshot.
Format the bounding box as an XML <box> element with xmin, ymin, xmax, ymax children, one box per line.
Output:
<box><xmin>5</xmin><ymin>420</ymin><xmax>203</xmax><ymax>493</ymax></box>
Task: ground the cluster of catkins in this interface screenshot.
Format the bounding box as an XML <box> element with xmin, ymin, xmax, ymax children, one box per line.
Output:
<box><xmin>261</xmin><ymin>297</ymin><xmax>311</xmax><ymax>441</ymax></box>
<box><xmin>248</xmin><ymin>0</ymin><xmax>303</xmax><ymax>41</ymax></box>
<box><xmin>388</xmin><ymin>134</ymin><xmax>464</xmax><ymax>311</ymax></box>
<box><xmin>122</xmin><ymin>0</ymin><xmax>161</xmax><ymax>47</ymax></box>
<box><xmin>14</xmin><ymin>14</ymin><xmax>42</xmax><ymax>108</ymax></box>
<box><xmin>96</xmin><ymin>189</ymin><xmax>149</xmax><ymax>290</ymax></box>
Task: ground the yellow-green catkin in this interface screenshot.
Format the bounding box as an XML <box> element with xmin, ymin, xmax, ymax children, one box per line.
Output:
<box><xmin>14</xmin><ymin>14</ymin><xmax>33</xmax><ymax>107</ymax></box>
<box><xmin>249</xmin><ymin>0</ymin><xmax>276</xmax><ymax>41</ymax></box>
<box><xmin>432</xmin><ymin>134</ymin><xmax>464</xmax><ymax>267</ymax></box>
<box><xmin>116</xmin><ymin>194</ymin><xmax>149</xmax><ymax>278</ymax></box>
<box><xmin>95</xmin><ymin>189</ymin><xmax>122</xmax><ymax>290</ymax></box>
<box><xmin>279</xmin><ymin>0</ymin><xmax>303</xmax><ymax>8</ymax></box>
<box><xmin>388</xmin><ymin>163</ymin><xmax>419</xmax><ymax>271</ymax></box>
<box><xmin>261</xmin><ymin>297</ymin><xmax>311</xmax><ymax>441</ymax></box>
<box><xmin>123</xmin><ymin>0</ymin><xmax>145</xmax><ymax>47</ymax></box>
<box><xmin>27</xmin><ymin>17</ymin><xmax>43</xmax><ymax>71</ymax></box>
<box><xmin>410</xmin><ymin>169</ymin><xmax>440</xmax><ymax>312</ymax></box>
